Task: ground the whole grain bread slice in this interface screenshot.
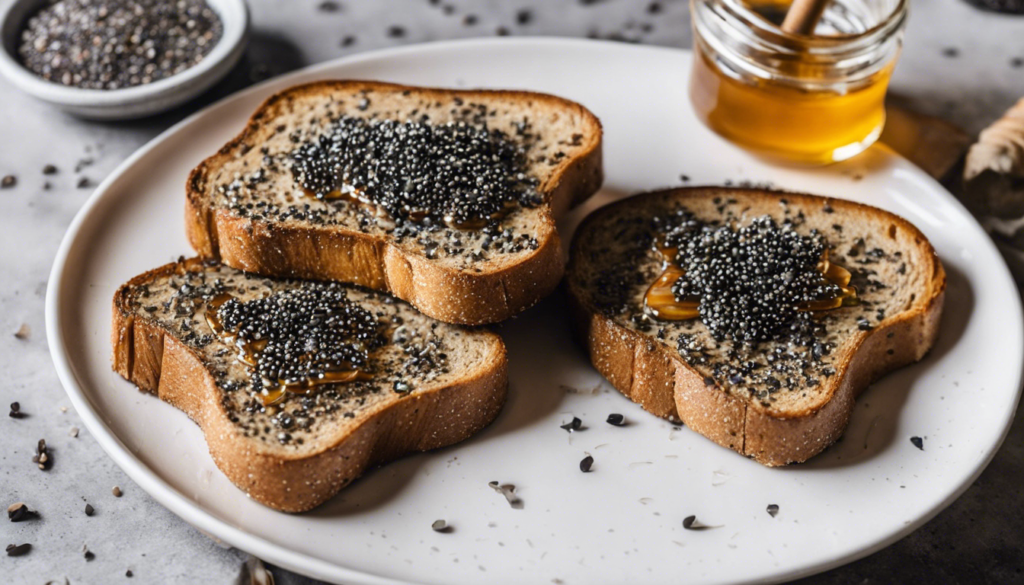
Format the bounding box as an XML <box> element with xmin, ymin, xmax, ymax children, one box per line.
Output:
<box><xmin>186</xmin><ymin>81</ymin><xmax>603</xmax><ymax>326</ymax></box>
<box><xmin>567</xmin><ymin>187</ymin><xmax>945</xmax><ymax>466</ymax></box>
<box><xmin>111</xmin><ymin>258</ymin><xmax>507</xmax><ymax>512</ymax></box>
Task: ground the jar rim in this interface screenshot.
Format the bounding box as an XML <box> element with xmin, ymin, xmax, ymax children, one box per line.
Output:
<box><xmin>697</xmin><ymin>0</ymin><xmax>907</xmax><ymax>56</ymax></box>
<box><xmin>692</xmin><ymin>0</ymin><xmax>907</xmax><ymax>86</ymax></box>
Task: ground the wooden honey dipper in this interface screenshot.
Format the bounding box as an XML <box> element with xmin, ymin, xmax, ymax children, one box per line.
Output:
<box><xmin>780</xmin><ymin>0</ymin><xmax>831</xmax><ymax>35</ymax></box>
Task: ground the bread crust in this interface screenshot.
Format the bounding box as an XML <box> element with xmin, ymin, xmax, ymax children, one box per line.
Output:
<box><xmin>112</xmin><ymin>259</ymin><xmax>509</xmax><ymax>512</ymax></box>
<box><xmin>186</xmin><ymin>80</ymin><xmax>604</xmax><ymax>326</ymax></box>
<box><xmin>568</xmin><ymin>187</ymin><xmax>946</xmax><ymax>466</ymax></box>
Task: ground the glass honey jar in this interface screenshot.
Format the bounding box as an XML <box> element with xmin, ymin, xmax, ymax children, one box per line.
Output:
<box><xmin>689</xmin><ymin>0</ymin><xmax>907</xmax><ymax>164</ymax></box>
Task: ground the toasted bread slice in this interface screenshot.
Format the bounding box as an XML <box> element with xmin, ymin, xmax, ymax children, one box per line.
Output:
<box><xmin>111</xmin><ymin>258</ymin><xmax>507</xmax><ymax>512</ymax></box>
<box><xmin>186</xmin><ymin>81</ymin><xmax>603</xmax><ymax>326</ymax></box>
<box><xmin>567</xmin><ymin>187</ymin><xmax>945</xmax><ymax>466</ymax></box>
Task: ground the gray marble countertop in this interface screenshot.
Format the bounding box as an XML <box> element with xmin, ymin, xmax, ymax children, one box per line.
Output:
<box><xmin>2</xmin><ymin>1</ymin><xmax>1023</xmax><ymax>583</ymax></box>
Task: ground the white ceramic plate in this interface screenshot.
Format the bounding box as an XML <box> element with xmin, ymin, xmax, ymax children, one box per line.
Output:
<box><xmin>46</xmin><ymin>38</ymin><xmax>1023</xmax><ymax>585</ymax></box>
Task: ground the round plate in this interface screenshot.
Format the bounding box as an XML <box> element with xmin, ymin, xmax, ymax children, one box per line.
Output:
<box><xmin>46</xmin><ymin>38</ymin><xmax>1023</xmax><ymax>585</ymax></box>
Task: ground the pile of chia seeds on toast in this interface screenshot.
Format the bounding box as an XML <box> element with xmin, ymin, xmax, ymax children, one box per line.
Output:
<box><xmin>660</xmin><ymin>212</ymin><xmax>841</xmax><ymax>342</ymax></box>
<box><xmin>290</xmin><ymin>115</ymin><xmax>543</xmax><ymax>228</ymax></box>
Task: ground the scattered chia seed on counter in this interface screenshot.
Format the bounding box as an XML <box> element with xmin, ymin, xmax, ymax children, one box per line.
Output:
<box><xmin>18</xmin><ymin>0</ymin><xmax>223</xmax><ymax>90</ymax></box>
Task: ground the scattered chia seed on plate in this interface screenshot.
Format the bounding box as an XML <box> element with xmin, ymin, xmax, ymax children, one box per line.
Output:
<box><xmin>606</xmin><ymin>413</ymin><xmax>626</xmax><ymax>426</ymax></box>
<box><xmin>488</xmin><ymin>481</ymin><xmax>523</xmax><ymax>509</ymax></box>
<box><xmin>682</xmin><ymin>515</ymin><xmax>718</xmax><ymax>530</ymax></box>
<box><xmin>579</xmin><ymin>455</ymin><xmax>594</xmax><ymax>472</ymax></box>
<box><xmin>18</xmin><ymin>0</ymin><xmax>223</xmax><ymax>90</ymax></box>
<box><xmin>560</xmin><ymin>416</ymin><xmax>583</xmax><ymax>432</ymax></box>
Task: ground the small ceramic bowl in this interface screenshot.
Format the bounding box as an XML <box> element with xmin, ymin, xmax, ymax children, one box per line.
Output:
<box><xmin>0</xmin><ymin>0</ymin><xmax>249</xmax><ymax>120</ymax></box>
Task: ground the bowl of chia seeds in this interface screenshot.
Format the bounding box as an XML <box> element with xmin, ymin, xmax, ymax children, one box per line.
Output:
<box><xmin>0</xmin><ymin>0</ymin><xmax>249</xmax><ymax>119</ymax></box>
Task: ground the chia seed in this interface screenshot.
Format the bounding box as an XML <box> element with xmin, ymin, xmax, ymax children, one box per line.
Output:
<box><xmin>6</xmin><ymin>543</ymin><xmax>31</xmax><ymax>557</ymax></box>
<box><xmin>7</xmin><ymin>503</ymin><xmax>38</xmax><ymax>523</ymax></box>
<box><xmin>18</xmin><ymin>0</ymin><xmax>223</xmax><ymax>90</ymax></box>
<box><xmin>31</xmin><ymin>439</ymin><xmax>51</xmax><ymax>471</ymax></box>
<box><xmin>579</xmin><ymin>455</ymin><xmax>594</xmax><ymax>472</ymax></box>
<box><xmin>560</xmin><ymin>416</ymin><xmax>583</xmax><ymax>432</ymax></box>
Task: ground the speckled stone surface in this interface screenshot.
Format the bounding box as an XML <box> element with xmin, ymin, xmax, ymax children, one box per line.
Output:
<box><xmin>1</xmin><ymin>1</ymin><xmax>1022</xmax><ymax>583</ymax></box>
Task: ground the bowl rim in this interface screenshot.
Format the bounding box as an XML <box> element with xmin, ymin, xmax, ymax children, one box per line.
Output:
<box><xmin>0</xmin><ymin>0</ymin><xmax>249</xmax><ymax>106</ymax></box>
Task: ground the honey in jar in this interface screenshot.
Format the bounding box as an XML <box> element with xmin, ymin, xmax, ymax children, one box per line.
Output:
<box><xmin>689</xmin><ymin>0</ymin><xmax>907</xmax><ymax>164</ymax></box>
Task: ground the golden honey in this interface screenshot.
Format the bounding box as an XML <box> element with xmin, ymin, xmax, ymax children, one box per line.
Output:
<box><xmin>690</xmin><ymin>51</ymin><xmax>894</xmax><ymax>164</ymax></box>
<box><xmin>689</xmin><ymin>0</ymin><xmax>907</xmax><ymax>164</ymax></box>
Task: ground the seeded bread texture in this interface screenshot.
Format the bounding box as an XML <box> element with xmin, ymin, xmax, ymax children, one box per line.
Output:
<box><xmin>567</xmin><ymin>187</ymin><xmax>945</xmax><ymax>466</ymax></box>
<box><xmin>111</xmin><ymin>258</ymin><xmax>508</xmax><ymax>512</ymax></box>
<box><xmin>186</xmin><ymin>81</ymin><xmax>604</xmax><ymax>325</ymax></box>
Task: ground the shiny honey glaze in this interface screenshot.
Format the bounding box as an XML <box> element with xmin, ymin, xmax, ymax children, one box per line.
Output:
<box><xmin>205</xmin><ymin>294</ymin><xmax>371</xmax><ymax>406</ymax></box>
<box><xmin>307</xmin><ymin>186</ymin><xmax>517</xmax><ymax>230</ymax></box>
<box><xmin>689</xmin><ymin>49</ymin><xmax>893</xmax><ymax>164</ymax></box>
<box><xmin>644</xmin><ymin>247</ymin><xmax>858</xmax><ymax>321</ymax></box>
